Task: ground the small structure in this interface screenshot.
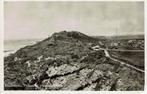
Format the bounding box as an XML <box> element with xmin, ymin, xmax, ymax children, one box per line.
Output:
<box><xmin>92</xmin><ymin>45</ymin><xmax>100</xmax><ymax>51</ymax></box>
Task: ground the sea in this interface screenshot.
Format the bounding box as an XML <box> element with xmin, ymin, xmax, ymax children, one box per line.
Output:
<box><xmin>4</xmin><ymin>39</ymin><xmax>43</xmax><ymax>57</ymax></box>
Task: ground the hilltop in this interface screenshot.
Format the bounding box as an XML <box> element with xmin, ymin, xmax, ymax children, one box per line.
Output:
<box><xmin>4</xmin><ymin>31</ymin><xmax>144</xmax><ymax>90</ymax></box>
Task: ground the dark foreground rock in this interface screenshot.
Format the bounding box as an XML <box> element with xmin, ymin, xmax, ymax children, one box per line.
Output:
<box><xmin>4</xmin><ymin>31</ymin><xmax>144</xmax><ymax>90</ymax></box>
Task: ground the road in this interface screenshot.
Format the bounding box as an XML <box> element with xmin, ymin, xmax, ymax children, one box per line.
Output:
<box><xmin>92</xmin><ymin>46</ymin><xmax>144</xmax><ymax>73</ymax></box>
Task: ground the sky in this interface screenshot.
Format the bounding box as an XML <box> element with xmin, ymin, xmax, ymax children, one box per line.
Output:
<box><xmin>4</xmin><ymin>2</ymin><xmax>144</xmax><ymax>40</ymax></box>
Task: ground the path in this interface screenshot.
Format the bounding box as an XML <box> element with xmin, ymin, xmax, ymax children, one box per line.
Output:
<box><xmin>92</xmin><ymin>46</ymin><xmax>144</xmax><ymax>73</ymax></box>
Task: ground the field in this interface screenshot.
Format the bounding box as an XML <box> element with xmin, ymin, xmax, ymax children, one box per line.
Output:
<box><xmin>108</xmin><ymin>48</ymin><xmax>144</xmax><ymax>70</ymax></box>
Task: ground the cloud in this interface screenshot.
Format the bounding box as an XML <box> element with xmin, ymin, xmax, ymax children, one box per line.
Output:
<box><xmin>4</xmin><ymin>2</ymin><xmax>144</xmax><ymax>40</ymax></box>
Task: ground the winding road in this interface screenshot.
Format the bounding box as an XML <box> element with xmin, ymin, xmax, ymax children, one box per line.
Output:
<box><xmin>92</xmin><ymin>46</ymin><xmax>144</xmax><ymax>73</ymax></box>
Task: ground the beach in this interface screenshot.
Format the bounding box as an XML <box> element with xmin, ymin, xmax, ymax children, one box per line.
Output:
<box><xmin>4</xmin><ymin>39</ymin><xmax>42</xmax><ymax>57</ymax></box>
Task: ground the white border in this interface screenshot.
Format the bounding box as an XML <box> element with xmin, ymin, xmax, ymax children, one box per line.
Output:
<box><xmin>0</xmin><ymin>0</ymin><xmax>4</xmax><ymax>93</ymax></box>
<box><xmin>0</xmin><ymin>0</ymin><xmax>146</xmax><ymax>94</ymax></box>
<box><xmin>144</xmin><ymin>0</ymin><xmax>147</xmax><ymax>92</ymax></box>
<box><xmin>3</xmin><ymin>0</ymin><xmax>145</xmax><ymax>1</ymax></box>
